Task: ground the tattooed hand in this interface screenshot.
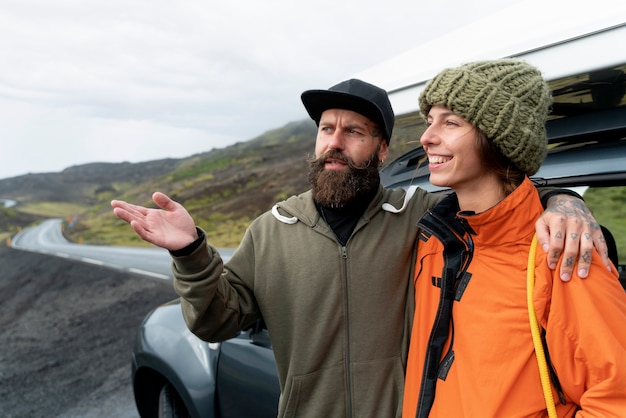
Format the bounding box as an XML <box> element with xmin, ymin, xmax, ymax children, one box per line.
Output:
<box><xmin>535</xmin><ymin>194</ymin><xmax>610</xmax><ymax>281</ymax></box>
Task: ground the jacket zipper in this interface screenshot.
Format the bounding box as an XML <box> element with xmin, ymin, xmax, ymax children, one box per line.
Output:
<box><xmin>341</xmin><ymin>245</ymin><xmax>354</xmax><ymax>417</ymax></box>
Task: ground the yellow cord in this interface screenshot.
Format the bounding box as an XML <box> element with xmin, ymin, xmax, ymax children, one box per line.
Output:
<box><xmin>527</xmin><ymin>234</ymin><xmax>558</xmax><ymax>418</ymax></box>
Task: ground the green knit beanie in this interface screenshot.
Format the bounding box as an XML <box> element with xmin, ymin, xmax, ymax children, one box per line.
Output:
<box><xmin>419</xmin><ymin>59</ymin><xmax>552</xmax><ymax>175</ymax></box>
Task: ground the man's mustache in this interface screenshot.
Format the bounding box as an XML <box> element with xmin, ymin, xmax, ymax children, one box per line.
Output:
<box><xmin>309</xmin><ymin>150</ymin><xmax>371</xmax><ymax>170</ymax></box>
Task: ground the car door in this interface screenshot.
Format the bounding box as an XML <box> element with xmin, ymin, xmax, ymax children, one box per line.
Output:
<box><xmin>215</xmin><ymin>320</ymin><xmax>280</xmax><ymax>417</ymax></box>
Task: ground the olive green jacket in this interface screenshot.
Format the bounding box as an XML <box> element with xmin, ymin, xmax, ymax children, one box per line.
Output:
<box><xmin>172</xmin><ymin>185</ymin><xmax>440</xmax><ymax>418</ymax></box>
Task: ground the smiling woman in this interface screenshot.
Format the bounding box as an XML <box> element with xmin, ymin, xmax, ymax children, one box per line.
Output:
<box><xmin>398</xmin><ymin>55</ymin><xmax>626</xmax><ymax>417</ymax></box>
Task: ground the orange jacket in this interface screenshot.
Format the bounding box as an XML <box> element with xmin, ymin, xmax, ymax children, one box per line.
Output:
<box><xmin>403</xmin><ymin>178</ymin><xmax>626</xmax><ymax>417</ymax></box>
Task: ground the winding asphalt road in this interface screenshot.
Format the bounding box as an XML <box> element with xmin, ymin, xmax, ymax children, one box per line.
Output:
<box><xmin>11</xmin><ymin>218</ymin><xmax>235</xmax><ymax>280</ymax></box>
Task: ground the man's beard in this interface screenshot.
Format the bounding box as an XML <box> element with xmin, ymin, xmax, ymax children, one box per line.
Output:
<box><xmin>308</xmin><ymin>148</ymin><xmax>382</xmax><ymax>207</ymax></box>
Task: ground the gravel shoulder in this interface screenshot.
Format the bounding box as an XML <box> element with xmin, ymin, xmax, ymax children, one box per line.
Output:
<box><xmin>0</xmin><ymin>245</ymin><xmax>177</xmax><ymax>418</ymax></box>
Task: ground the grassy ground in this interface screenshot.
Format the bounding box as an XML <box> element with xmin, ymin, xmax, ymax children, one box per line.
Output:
<box><xmin>583</xmin><ymin>186</ymin><xmax>626</xmax><ymax>263</ymax></box>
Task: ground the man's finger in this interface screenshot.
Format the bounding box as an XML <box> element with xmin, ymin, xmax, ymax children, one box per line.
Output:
<box><xmin>152</xmin><ymin>192</ymin><xmax>179</xmax><ymax>212</ymax></box>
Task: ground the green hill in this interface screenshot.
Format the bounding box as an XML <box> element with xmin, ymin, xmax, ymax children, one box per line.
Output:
<box><xmin>0</xmin><ymin>118</ymin><xmax>414</xmax><ymax>248</ymax></box>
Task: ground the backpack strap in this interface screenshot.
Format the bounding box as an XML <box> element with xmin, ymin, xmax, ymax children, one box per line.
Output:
<box><xmin>414</xmin><ymin>196</ymin><xmax>474</xmax><ymax>418</ymax></box>
<box><xmin>527</xmin><ymin>234</ymin><xmax>560</xmax><ymax>418</ymax></box>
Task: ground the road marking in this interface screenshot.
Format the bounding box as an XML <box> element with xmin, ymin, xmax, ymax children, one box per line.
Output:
<box><xmin>128</xmin><ymin>268</ymin><xmax>170</xmax><ymax>280</ymax></box>
<box><xmin>81</xmin><ymin>258</ymin><xmax>105</xmax><ymax>266</ymax></box>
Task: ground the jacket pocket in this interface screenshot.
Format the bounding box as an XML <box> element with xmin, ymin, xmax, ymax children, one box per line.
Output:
<box><xmin>278</xmin><ymin>357</ymin><xmax>404</xmax><ymax>418</ymax></box>
<box><xmin>351</xmin><ymin>356</ymin><xmax>404</xmax><ymax>418</ymax></box>
<box><xmin>278</xmin><ymin>364</ymin><xmax>347</xmax><ymax>418</ymax></box>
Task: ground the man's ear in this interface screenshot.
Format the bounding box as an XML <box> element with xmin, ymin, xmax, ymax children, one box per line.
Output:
<box><xmin>379</xmin><ymin>141</ymin><xmax>389</xmax><ymax>162</ymax></box>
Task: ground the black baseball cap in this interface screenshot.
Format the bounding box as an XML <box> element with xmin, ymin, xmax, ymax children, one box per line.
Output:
<box><xmin>301</xmin><ymin>79</ymin><xmax>395</xmax><ymax>143</ymax></box>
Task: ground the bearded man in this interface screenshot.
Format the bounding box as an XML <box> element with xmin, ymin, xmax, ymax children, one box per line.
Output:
<box><xmin>112</xmin><ymin>79</ymin><xmax>606</xmax><ymax>418</ymax></box>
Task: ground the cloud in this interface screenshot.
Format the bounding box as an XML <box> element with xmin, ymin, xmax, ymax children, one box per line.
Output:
<box><xmin>0</xmin><ymin>0</ymin><xmax>514</xmax><ymax>180</ymax></box>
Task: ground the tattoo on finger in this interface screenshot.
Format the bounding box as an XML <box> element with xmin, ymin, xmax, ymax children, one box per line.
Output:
<box><xmin>581</xmin><ymin>252</ymin><xmax>591</xmax><ymax>264</ymax></box>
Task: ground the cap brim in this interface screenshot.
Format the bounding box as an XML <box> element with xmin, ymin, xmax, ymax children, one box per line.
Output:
<box><xmin>301</xmin><ymin>90</ymin><xmax>387</xmax><ymax>135</ymax></box>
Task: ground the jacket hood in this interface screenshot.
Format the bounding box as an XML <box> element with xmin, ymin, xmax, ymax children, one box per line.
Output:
<box><xmin>271</xmin><ymin>186</ymin><xmax>417</xmax><ymax>225</ymax></box>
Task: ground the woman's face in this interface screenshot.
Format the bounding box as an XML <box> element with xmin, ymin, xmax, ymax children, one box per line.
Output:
<box><xmin>420</xmin><ymin>105</ymin><xmax>495</xmax><ymax>193</ymax></box>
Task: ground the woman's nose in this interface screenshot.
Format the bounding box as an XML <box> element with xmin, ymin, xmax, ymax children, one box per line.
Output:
<box><xmin>420</xmin><ymin>125</ymin><xmax>436</xmax><ymax>146</ymax></box>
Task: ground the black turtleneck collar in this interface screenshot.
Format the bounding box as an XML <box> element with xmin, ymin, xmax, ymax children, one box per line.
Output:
<box><xmin>315</xmin><ymin>187</ymin><xmax>378</xmax><ymax>245</ymax></box>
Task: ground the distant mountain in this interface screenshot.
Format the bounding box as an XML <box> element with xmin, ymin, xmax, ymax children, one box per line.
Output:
<box><xmin>0</xmin><ymin>159</ymin><xmax>182</xmax><ymax>204</ymax></box>
<box><xmin>0</xmin><ymin>119</ymin><xmax>318</xmax><ymax>206</ymax></box>
<box><xmin>0</xmin><ymin>117</ymin><xmax>418</xmax><ymax>247</ymax></box>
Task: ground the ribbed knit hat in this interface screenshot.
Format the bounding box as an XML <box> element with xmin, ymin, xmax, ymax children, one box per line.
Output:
<box><xmin>419</xmin><ymin>59</ymin><xmax>552</xmax><ymax>175</ymax></box>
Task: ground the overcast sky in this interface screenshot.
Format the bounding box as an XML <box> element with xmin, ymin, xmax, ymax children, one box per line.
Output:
<box><xmin>0</xmin><ymin>0</ymin><xmax>520</xmax><ymax>180</ymax></box>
